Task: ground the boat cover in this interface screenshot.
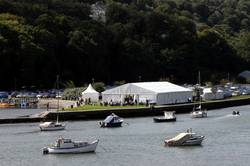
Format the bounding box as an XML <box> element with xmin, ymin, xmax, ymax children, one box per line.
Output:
<box><xmin>103</xmin><ymin>115</ymin><xmax>114</xmax><ymax>123</ymax></box>
<box><xmin>168</xmin><ymin>133</ymin><xmax>191</xmax><ymax>144</ymax></box>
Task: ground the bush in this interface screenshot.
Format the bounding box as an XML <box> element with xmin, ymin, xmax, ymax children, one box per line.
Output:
<box><xmin>93</xmin><ymin>82</ymin><xmax>105</xmax><ymax>92</ymax></box>
<box><xmin>62</xmin><ymin>87</ymin><xmax>85</xmax><ymax>100</ymax></box>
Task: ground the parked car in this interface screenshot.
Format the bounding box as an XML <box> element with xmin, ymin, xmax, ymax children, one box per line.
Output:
<box><xmin>27</xmin><ymin>92</ymin><xmax>37</xmax><ymax>98</ymax></box>
<box><xmin>10</xmin><ymin>91</ymin><xmax>18</xmax><ymax>98</ymax></box>
<box><xmin>42</xmin><ymin>92</ymin><xmax>50</xmax><ymax>98</ymax></box>
<box><xmin>0</xmin><ymin>92</ymin><xmax>8</xmax><ymax>99</ymax></box>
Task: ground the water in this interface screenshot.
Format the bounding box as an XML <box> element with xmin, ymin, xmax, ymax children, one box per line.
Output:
<box><xmin>0</xmin><ymin>108</ymin><xmax>45</xmax><ymax>118</ymax></box>
<box><xmin>0</xmin><ymin>105</ymin><xmax>250</xmax><ymax>166</ymax></box>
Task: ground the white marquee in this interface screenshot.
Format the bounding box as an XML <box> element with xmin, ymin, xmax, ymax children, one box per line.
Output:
<box><xmin>102</xmin><ymin>82</ymin><xmax>192</xmax><ymax>105</ymax></box>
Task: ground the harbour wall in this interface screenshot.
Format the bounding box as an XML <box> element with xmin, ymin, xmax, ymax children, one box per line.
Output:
<box><xmin>0</xmin><ymin>97</ymin><xmax>249</xmax><ymax>124</ymax></box>
<box><xmin>0</xmin><ymin>117</ymin><xmax>42</xmax><ymax>124</ymax></box>
<box><xmin>45</xmin><ymin>97</ymin><xmax>250</xmax><ymax>121</ymax></box>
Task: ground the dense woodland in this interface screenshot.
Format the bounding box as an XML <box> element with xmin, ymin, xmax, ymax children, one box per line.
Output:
<box><xmin>0</xmin><ymin>0</ymin><xmax>250</xmax><ymax>89</ymax></box>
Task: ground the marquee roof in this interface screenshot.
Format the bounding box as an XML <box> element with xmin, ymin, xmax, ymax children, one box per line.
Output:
<box><xmin>102</xmin><ymin>82</ymin><xmax>191</xmax><ymax>95</ymax></box>
<box><xmin>82</xmin><ymin>84</ymin><xmax>99</xmax><ymax>95</ymax></box>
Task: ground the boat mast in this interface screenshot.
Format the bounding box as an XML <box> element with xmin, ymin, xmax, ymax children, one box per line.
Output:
<box><xmin>56</xmin><ymin>75</ymin><xmax>59</xmax><ymax>123</ymax></box>
<box><xmin>57</xmin><ymin>75</ymin><xmax>59</xmax><ymax>109</ymax></box>
<box><xmin>198</xmin><ymin>71</ymin><xmax>201</xmax><ymax>110</ymax></box>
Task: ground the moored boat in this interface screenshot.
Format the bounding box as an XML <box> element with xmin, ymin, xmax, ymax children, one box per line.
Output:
<box><xmin>232</xmin><ymin>111</ymin><xmax>240</xmax><ymax>115</ymax></box>
<box><xmin>191</xmin><ymin>110</ymin><xmax>207</xmax><ymax>118</ymax></box>
<box><xmin>153</xmin><ymin>111</ymin><xmax>176</xmax><ymax>122</ymax></box>
<box><xmin>40</xmin><ymin>76</ymin><xmax>66</xmax><ymax>131</ymax></box>
<box><xmin>191</xmin><ymin>71</ymin><xmax>207</xmax><ymax>118</ymax></box>
<box><xmin>43</xmin><ymin>137</ymin><xmax>99</xmax><ymax>154</ymax></box>
<box><xmin>191</xmin><ymin>105</ymin><xmax>207</xmax><ymax>118</ymax></box>
<box><xmin>165</xmin><ymin>129</ymin><xmax>204</xmax><ymax>146</ymax></box>
<box><xmin>99</xmin><ymin>113</ymin><xmax>123</xmax><ymax>127</ymax></box>
<box><xmin>0</xmin><ymin>102</ymin><xmax>15</xmax><ymax>108</ymax></box>
<box><xmin>39</xmin><ymin>121</ymin><xmax>65</xmax><ymax>131</ymax></box>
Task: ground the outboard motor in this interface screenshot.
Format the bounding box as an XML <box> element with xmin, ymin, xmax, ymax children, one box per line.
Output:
<box><xmin>236</xmin><ymin>111</ymin><xmax>240</xmax><ymax>115</ymax></box>
<box><xmin>43</xmin><ymin>147</ymin><xmax>49</xmax><ymax>154</ymax></box>
<box><xmin>99</xmin><ymin>121</ymin><xmax>105</xmax><ymax>127</ymax></box>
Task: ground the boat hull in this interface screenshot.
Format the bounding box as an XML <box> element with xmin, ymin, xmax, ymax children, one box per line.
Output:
<box><xmin>165</xmin><ymin>136</ymin><xmax>204</xmax><ymax>146</ymax></box>
<box><xmin>40</xmin><ymin>124</ymin><xmax>66</xmax><ymax>131</ymax></box>
<box><xmin>43</xmin><ymin>140</ymin><xmax>98</xmax><ymax>154</ymax></box>
<box><xmin>0</xmin><ymin>103</ymin><xmax>15</xmax><ymax>108</ymax></box>
<box><xmin>153</xmin><ymin>117</ymin><xmax>176</xmax><ymax>122</ymax></box>
<box><xmin>181</xmin><ymin>137</ymin><xmax>203</xmax><ymax>146</ymax></box>
<box><xmin>100</xmin><ymin>121</ymin><xmax>123</xmax><ymax>127</ymax></box>
<box><xmin>191</xmin><ymin>111</ymin><xmax>207</xmax><ymax>118</ymax></box>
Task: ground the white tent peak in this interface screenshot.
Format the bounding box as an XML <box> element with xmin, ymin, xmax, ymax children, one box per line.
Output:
<box><xmin>82</xmin><ymin>84</ymin><xmax>99</xmax><ymax>94</ymax></box>
<box><xmin>81</xmin><ymin>84</ymin><xmax>99</xmax><ymax>102</ymax></box>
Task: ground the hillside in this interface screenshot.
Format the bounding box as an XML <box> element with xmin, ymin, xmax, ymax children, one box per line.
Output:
<box><xmin>0</xmin><ymin>0</ymin><xmax>249</xmax><ymax>89</ymax></box>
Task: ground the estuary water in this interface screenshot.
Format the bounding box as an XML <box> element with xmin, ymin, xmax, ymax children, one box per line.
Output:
<box><xmin>0</xmin><ymin>105</ymin><xmax>250</xmax><ymax>166</ymax></box>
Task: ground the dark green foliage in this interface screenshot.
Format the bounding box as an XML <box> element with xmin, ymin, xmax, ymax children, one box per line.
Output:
<box><xmin>93</xmin><ymin>82</ymin><xmax>105</xmax><ymax>92</ymax></box>
<box><xmin>62</xmin><ymin>87</ymin><xmax>84</xmax><ymax>100</ymax></box>
<box><xmin>0</xmin><ymin>0</ymin><xmax>249</xmax><ymax>90</ymax></box>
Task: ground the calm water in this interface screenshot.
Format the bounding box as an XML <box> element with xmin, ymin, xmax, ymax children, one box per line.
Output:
<box><xmin>0</xmin><ymin>108</ymin><xmax>45</xmax><ymax>118</ymax></box>
<box><xmin>0</xmin><ymin>105</ymin><xmax>250</xmax><ymax>166</ymax></box>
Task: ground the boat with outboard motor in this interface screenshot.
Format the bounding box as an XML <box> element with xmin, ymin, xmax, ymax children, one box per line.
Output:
<box><xmin>153</xmin><ymin>111</ymin><xmax>176</xmax><ymax>122</ymax></box>
<box><xmin>99</xmin><ymin>113</ymin><xmax>123</xmax><ymax>127</ymax></box>
<box><xmin>43</xmin><ymin>137</ymin><xmax>99</xmax><ymax>154</ymax></box>
<box><xmin>165</xmin><ymin>128</ymin><xmax>204</xmax><ymax>146</ymax></box>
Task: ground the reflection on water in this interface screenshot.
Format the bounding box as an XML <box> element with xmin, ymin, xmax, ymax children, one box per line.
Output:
<box><xmin>0</xmin><ymin>106</ymin><xmax>250</xmax><ymax>166</ymax></box>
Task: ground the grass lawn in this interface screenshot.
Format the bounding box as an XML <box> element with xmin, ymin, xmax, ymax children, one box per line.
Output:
<box><xmin>61</xmin><ymin>104</ymin><xmax>146</xmax><ymax>111</ymax></box>
<box><xmin>60</xmin><ymin>95</ymin><xmax>250</xmax><ymax>111</ymax></box>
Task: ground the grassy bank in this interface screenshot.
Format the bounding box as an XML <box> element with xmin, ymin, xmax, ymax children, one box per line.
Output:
<box><xmin>61</xmin><ymin>95</ymin><xmax>250</xmax><ymax>112</ymax></box>
<box><xmin>61</xmin><ymin>105</ymin><xmax>146</xmax><ymax>111</ymax></box>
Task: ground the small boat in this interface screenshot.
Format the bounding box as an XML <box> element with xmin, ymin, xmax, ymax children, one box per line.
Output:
<box><xmin>0</xmin><ymin>102</ymin><xmax>15</xmax><ymax>108</ymax></box>
<box><xmin>39</xmin><ymin>121</ymin><xmax>65</xmax><ymax>131</ymax></box>
<box><xmin>191</xmin><ymin>105</ymin><xmax>207</xmax><ymax>118</ymax></box>
<box><xmin>232</xmin><ymin>111</ymin><xmax>240</xmax><ymax>115</ymax></box>
<box><xmin>99</xmin><ymin>113</ymin><xmax>123</xmax><ymax>127</ymax></box>
<box><xmin>40</xmin><ymin>76</ymin><xmax>66</xmax><ymax>131</ymax></box>
<box><xmin>191</xmin><ymin>71</ymin><xmax>207</xmax><ymax>118</ymax></box>
<box><xmin>153</xmin><ymin>111</ymin><xmax>176</xmax><ymax>122</ymax></box>
<box><xmin>165</xmin><ymin>129</ymin><xmax>204</xmax><ymax>146</ymax></box>
<box><xmin>43</xmin><ymin>137</ymin><xmax>99</xmax><ymax>154</ymax></box>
